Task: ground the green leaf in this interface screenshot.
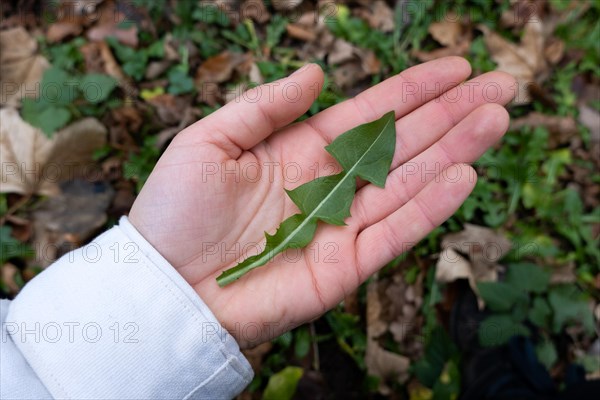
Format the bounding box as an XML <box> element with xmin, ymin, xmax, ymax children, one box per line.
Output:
<box><xmin>535</xmin><ymin>340</ymin><xmax>558</xmax><ymax>370</ymax></box>
<box><xmin>325</xmin><ymin>112</ymin><xmax>396</xmax><ymax>187</ymax></box>
<box><xmin>294</xmin><ymin>326</ymin><xmax>311</xmax><ymax>359</ymax></box>
<box><xmin>40</xmin><ymin>67</ymin><xmax>77</xmax><ymax>105</ymax></box>
<box><xmin>529</xmin><ymin>296</ymin><xmax>552</xmax><ymax>328</ymax></box>
<box><xmin>80</xmin><ymin>74</ymin><xmax>117</xmax><ymax>103</ymax></box>
<box><xmin>548</xmin><ymin>285</ymin><xmax>595</xmax><ymax>334</ymax></box>
<box><xmin>39</xmin><ymin>106</ymin><xmax>71</xmax><ymax>136</ymax></box>
<box><xmin>167</xmin><ymin>68</ymin><xmax>194</xmax><ymax>95</ymax></box>
<box><xmin>22</xmin><ymin>98</ymin><xmax>71</xmax><ymax>136</ymax></box>
<box><xmin>216</xmin><ymin>111</ymin><xmax>396</xmax><ymax>286</ymax></box>
<box><xmin>0</xmin><ymin>226</ymin><xmax>34</xmax><ymax>264</ymax></box>
<box><xmin>506</xmin><ymin>262</ymin><xmax>551</xmax><ymax>294</ymax></box>
<box><xmin>479</xmin><ymin>315</ymin><xmax>530</xmax><ymax>347</ymax></box>
<box><xmin>413</xmin><ymin>327</ymin><xmax>458</xmax><ymax>388</ymax></box>
<box><xmin>262</xmin><ymin>366</ymin><xmax>304</xmax><ymax>400</ymax></box>
<box><xmin>286</xmin><ymin>173</ymin><xmax>355</xmax><ymax>226</ymax></box>
<box><xmin>476</xmin><ymin>282</ymin><xmax>525</xmax><ymax>312</ymax></box>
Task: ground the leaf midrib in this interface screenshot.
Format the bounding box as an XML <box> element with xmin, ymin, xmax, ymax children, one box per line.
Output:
<box><xmin>234</xmin><ymin>116</ymin><xmax>394</xmax><ymax>275</ymax></box>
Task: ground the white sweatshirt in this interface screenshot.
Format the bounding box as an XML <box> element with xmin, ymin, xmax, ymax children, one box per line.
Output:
<box><xmin>1</xmin><ymin>217</ymin><xmax>254</xmax><ymax>399</ymax></box>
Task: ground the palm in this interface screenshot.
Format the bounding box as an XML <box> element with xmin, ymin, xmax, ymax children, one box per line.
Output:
<box><xmin>129</xmin><ymin>58</ymin><xmax>515</xmax><ymax>348</ymax></box>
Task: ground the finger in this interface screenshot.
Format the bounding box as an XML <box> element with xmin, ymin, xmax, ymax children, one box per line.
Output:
<box><xmin>305</xmin><ymin>57</ymin><xmax>472</xmax><ymax>143</ymax></box>
<box><xmin>351</xmin><ymin>103</ymin><xmax>509</xmax><ymax>230</ymax></box>
<box><xmin>182</xmin><ymin>63</ymin><xmax>325</xmax><ymax>158</ymax></box>
<box><xmin>389</xmin><ymin>71</ymin><xmax>516</xmax><ymax>171</ymax></box>
<box><xmin>355</xmin><ymin>164</ymin><xmax>477</xmax><ymax>280</ymax></box>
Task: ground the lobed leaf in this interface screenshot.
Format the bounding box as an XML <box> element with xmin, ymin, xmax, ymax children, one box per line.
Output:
<box><xmin>216</xmin><ymin>111</ymin><xmax>396</xmax><ymax>286</ymax></box>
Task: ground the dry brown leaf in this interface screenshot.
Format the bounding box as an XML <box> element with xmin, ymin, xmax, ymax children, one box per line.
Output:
<box><xmin>332</xmin><ymin>61</ymin><xmax>367</xmax><ymax>89</ymax></box>
<box><xmin>0</xmin><ymin>108</ymin><xmax>106</xmax><ymax>196</ymax></box>
<box><xmin>549</xmin><ymin>260</ymin><xmax>577</xmax><ymax>284</ymax></box>
<box><xmin>145</xmin><ymin>60</ymin><xmax>172</xmax><ymax>80</ymax></box>
<box><xmin>195</xmin><ymin>51</ymin><xmax>250</xmax><ymax>84</ymax></box>
<box><xmin>480</xmin><ymin>18</ymin><xmax>549</xmax><ymax>104</ymax></box>
<box><xmin>356</xmin><ymin>0</ymin><xmax>394</xmax><ymax>33</ymax></box>
<box><xmin>356</xmin><ymin>48</ymin><xmax>381</xmax><ymax>75</ymax></box>
<box><xmin>429</xmin><ymin>11</ymin><xmax>463</xmax><ymax>47</ymax></box>
<box><xmin>579</xmin><ymin>104</ymin><xmax>600</xmax><ymax>144</ymax></box>
<box><xmin>47</xmin><ymin>22</ymin><xmax>83</xmax><ymax>43</ymax></box>
<box><xmin>195</xmin><ymin>52</ymin><xmax>252</xmax><ymax>105</ymax></box>
<box><xmin>1</xmin><ymin>263</ymin><xmax>21</xmax><ymax>295</ymax></box>
<box><xmin>365</xmin><ymin>342</ymin><xmax>410</xmax><ymax>394</ymax></box>
<box><xmin>156</xmin><ymin>106</ymin><xmax>201</xmax><ymax>149</ymax></box>
<box><xmin>32</xmin><ymin>180</ymin><xmax>114</xmax><ymax>267</ymax></box>
<box><xmin>146</xmin><ymin>94</ymin><xmax>191</xmax><ymax>126</ymax></box>
<box><xmin>248</xmin><ymin>62</ymin><xmax>264</xmax><ymax>86</ymax></box>
<box><xmin>511</xmin><ymin>112</ymin><xmax>578</xmax><ymax>148</ymax></box>
<box><xmin>286</xmin><ymin>23</ymin><xmax>317</xmax><ymax>41</ymax></box>
<box><xmin>0</xmin><ymin>27</ymin><xmax>36</xmax><ymax>61</ymax></box>
<box><xmin>544</xmin><ymin>37</ymin><xmax>565</xmax><ymax>64</ymax></box>
<box><xmin>435</xmin><ymin>248</ymin><xmax>473</xmax><ymax>283</ymax></box>
<box><xmin>86</xmin><ymin>0</ymin><xmax>138</xmax><ymax>47</ymax></box>
<box><xmin>87</xmin><ymin>25</ymin><xmax>138</xmax><ymax>47</ymax></box>
<box><xmin>241</xmin><ymin>0</ymin><xmax>270</xmax><ymax>24</ymax></box>
<box><xmin>272</xmin><ymin>0</ymin><xmax>303</xmax><ymax>11</ymax></box>
<box><xmin>80</xmin><ymin>41</ymin><xmax>138</xmax><ymax>97</ymax></box>
<box><xmin>413</xmin><ymin>11</ymin><xmax>471</xmax><ymax>62</ymax></box>
<box><xmin>366</xmin><ymin>279</ymin><xmax>410</xmax><ymax>395</ymax></box>
<box><xmin>0</xmin><ymin>27</ymin><xmax>50</xmax><ymax>107</ymax></box>
<box><xmin>242</xmin><ymin>342</ymin><xmax>273</xmax><ymax>372</ymax></box>
<box><xmin>328</xmin><ymin>39</ymin><xmax>355</xmax><ymax>65</ymax></box>
<box><xmin>436</xmin><ymin>224</ymin><xmax>512</xmax><ymax>307</ymax></box>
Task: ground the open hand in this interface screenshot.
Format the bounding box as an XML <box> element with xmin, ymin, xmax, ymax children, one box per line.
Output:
<box><xmin>129</xmin><ymin>57</ymin><xmax>515</xmax><ymax>348</ymax></box>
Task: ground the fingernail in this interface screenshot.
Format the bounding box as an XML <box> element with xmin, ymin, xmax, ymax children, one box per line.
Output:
<box><xmin>291</xmin><ymin>63</ymin><xmax>313</xmax><ymax>76</ymax></box>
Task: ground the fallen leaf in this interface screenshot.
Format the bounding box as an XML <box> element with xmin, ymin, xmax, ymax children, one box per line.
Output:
<box><xmin>429</xmin><ymin>11</ymin><xmax>463</xmax><ymax>47</ymax></box>
<box><xmin>0</xmin><ymin>26</ymin><xmax>36</xmax><ymax>61</ymax></box>
<box><xmin>286</xmin><ymin>23</ymin><xmax>317</xmax><ymax>41</ymax></box>
<box><xmin>272</xmin><ymin>0</ymin><xmax>303</xmax><ymax>11</ymax></box>
<box><xmin>194</xmin><ymin>51</ymin><xmax>252</xmax><ymax>105</ymax></box>
<box><xmin>413</xmin><ymin>11</ymin><xmax>471</xmax><ymax>62</ymax></box>
<box><xmin>548</xmin><ymin>260</ymin><xmax>577</xmax><ymax>284</ymax></box>
<box><xmin>3</xmin><ymin>214</ymin><xmax>33</xmax><ymax>243</ymax></box>
<box><xmin>365</xmin><ymin>277</ymin><xmax>411</xmax><ymax>395</ymax></box>
<box><xmin>0</xmin><ymin>27</ymin><xmax>50</xmax><ymax>107</ymax></box>
<box><xmin>436</xmin><ymin>224</ymin><xmax>512</xmax><ymax>307</ymax></box>
<box><xmin>146</xmin><ymin>94</ymin><xmax>190</xmax><ymax>126</ymax></box>
<box><xmin>356</xmin><ymin>0</ymin><xmax>394</xmax><ymax>33</ymax></box>
<box><xmin>1</xmin><ymin>263</ymin><xmax>21</xmax><ymax>295</ymax></box>
<box><xmin>106</xmin><ymin>106</ymin><xmax>141</xmax><ymax>151</ymax></box>
<box><xmin>435</xmin><ymin>248</ymin><xmax>473</xmax><ymax>283</ymax></box>
<box><xmin>332</xmin><ymin>61</ymin><xmax>368</xmax><ymax>89</ymax></box>
<box><xmin>242</xmin><ymin>342</ymin><xmax>273</xmax><ymax>372</ymax></box>
<box><xmin>32</xmin><ymin>180</ymin><xmax>114</xmax><ymax>267</ymax></box>
<box><xmin>0</xmin><ymin>108</ymin><xmax>106</xmax><ymax>196</ymax></box>
<box><xmin>241</xmin><ymin>0</ymin><xmax>270</xmax><ymax>24</ymax></box>
<box><xmin>356</xmin><ymin>48</ymin><xmax>381</xmax><ymax>75</ymax></box>
<box><xmin>510</xmin><ymin>112</ymin><xmax>578</xmax><ymax>148</ymax></box>
<box><xmin>145</xmin><ymin>60</ymin><xmax>172</xmax><ymax>80</ymax></box>
<box><xmin>86</xmin><ymin>0</ymin><xmax>138</xmax><ymax>47</ymax></box>
<box><xmin>249</xmin><ymin>62</ymin><xmax>264</xmax><ymax>85</ymax></box>
<box><xmin>544</xmin><ymin>37</ymin><xmax>565</xmax><ymax>64</ymax></box>
<box><xmin>195</xmin><ymin>51</ymin><xmax>250</xmax><ymax>84</ymax></box>
<box><xmin>579</xmin><ymin>104</ymin><xmax>600</xmax><ymax>144</ymax></box>
<box><xmin>328</xmin><ymin>39</ymin><xmax>355</xmax><ymax>65</ymax></box>
<box><xmin>156</xmin><ymin>106</ymin><xmax>201</xmax><ymax>148</ymax></box>
<box><xmin>46</xmin><ymin>22</ymin><xmax>83</xmax><ymax>43</ymax></box>
<box><xmin>480</xmin><ymin>16</ymin><xmax>550</xmax><ymax>104</ymax></box>
<box><xmin>80</xmin><ymin>41</ymin><xmax>137</xmax><ymax>97</ymax></box>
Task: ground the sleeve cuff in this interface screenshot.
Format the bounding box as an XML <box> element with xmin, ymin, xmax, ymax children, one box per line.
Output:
<box><xmin>6</xmin><ymin>216</ymin><xmax>253</xmax><ymax>399</ymax></box>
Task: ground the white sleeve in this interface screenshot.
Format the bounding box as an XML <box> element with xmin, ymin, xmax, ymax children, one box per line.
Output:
<box><xmin>1</xmin><ymin>216</ymin><xmax>253</xmax><ymax>399</ymax></box>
